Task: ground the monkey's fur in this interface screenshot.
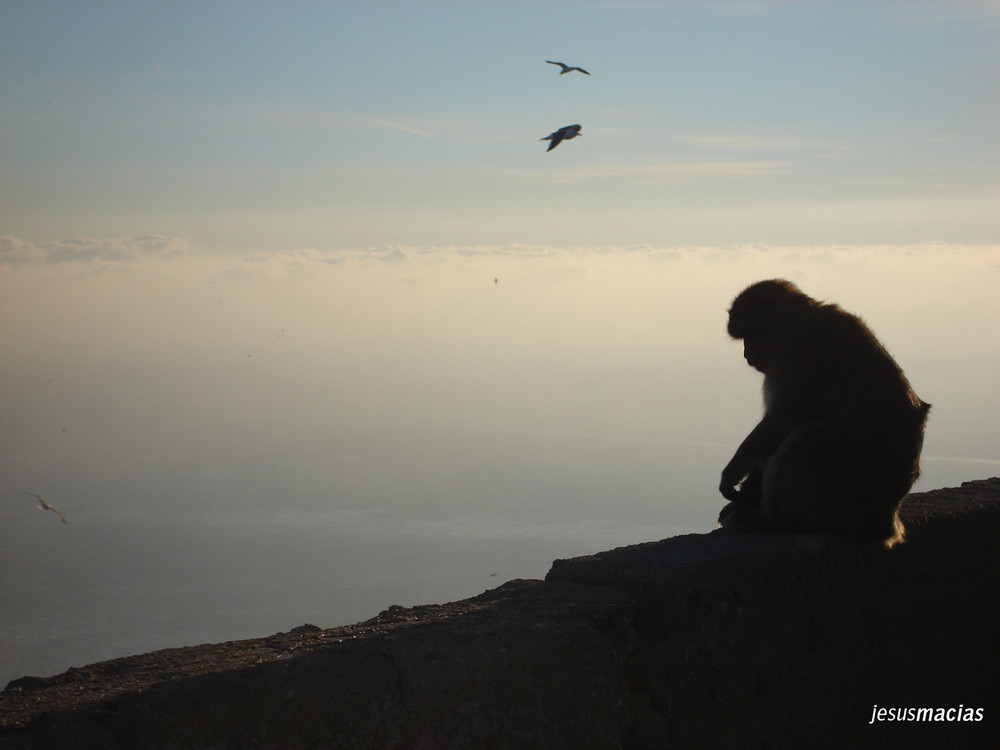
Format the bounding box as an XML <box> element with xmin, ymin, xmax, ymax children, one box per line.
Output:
<box><xmin>719</xmin><ymin>279</ymin><xmax>929</xmax><ymax>548</ymax></box>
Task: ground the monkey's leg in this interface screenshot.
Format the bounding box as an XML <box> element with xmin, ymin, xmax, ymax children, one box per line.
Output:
<box><xmin>762</xmin><ymin>423</ymin><xmax>889</xmax><ymax>539</ymax></box>
<box><xmin>718</xmin><ymin>469</ymin><xmax>765</xmax><ymax>528</ymax></box>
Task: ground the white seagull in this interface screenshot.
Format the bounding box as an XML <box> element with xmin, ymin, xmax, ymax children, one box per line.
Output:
<box><xmin>546</xmin><ymin>60</ymin><xmax>590</xmax><ymax>76</ymax></box>
<box><xmin>22</xmin><ymin>492</ymin><xmax>68</xmax><ymax>524</ymax></box>
<box><xmin>541</xmin><ymin>124</ymin><xmax>582</xmax><ymax>152</ymax></box>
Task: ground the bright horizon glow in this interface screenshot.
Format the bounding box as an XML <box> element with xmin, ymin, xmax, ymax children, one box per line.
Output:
<box><xmin>3</xmin><ymin>241</ymin><xmax>998</xmax><ymax>479</ymax></box>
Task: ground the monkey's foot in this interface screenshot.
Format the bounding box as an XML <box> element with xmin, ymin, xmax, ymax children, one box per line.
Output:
<box><xmin>718</xmin><ymin>502</ymin><xmax>765</xmax><ymax>530</ymax></box>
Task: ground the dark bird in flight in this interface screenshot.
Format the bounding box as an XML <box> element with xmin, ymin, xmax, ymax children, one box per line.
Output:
<box><xmin>22</xmin><ymin>492</ymin><xmax>68</xmax><ymax>524</ymax></box>
<box><xmin>541</xmin><ymin>124</ymin><xmax>582</xmax><ymax>152</ymax></box>
<box><xmin>546</xmin><ymin>60</ymin><xmax>590</xmax><ymax>76</ymax></box>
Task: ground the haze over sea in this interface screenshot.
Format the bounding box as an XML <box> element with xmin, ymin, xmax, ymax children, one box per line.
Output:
<box><xmin>2</xmin><ymin>244</ymin><xmax>998</xmax><ymax>684</ymax></box>
<box><xmin>1</xmin><ymin>1</ymin><xmax>998</xmax><ymax>685</ymax></box>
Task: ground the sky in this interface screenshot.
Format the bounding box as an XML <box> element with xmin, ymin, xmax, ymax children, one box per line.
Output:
<box><xmin>1</xmin><ymin>0</ymin><xmax>997</xmax><ymax>253</ymax></box>
<box><xmin>1</xmin><ymin>0</ymin><xmax>998</xmax><ymax>524</ymax></box>
<box><xmin>1</xmin><ymin>1</ymin><xmax>999</xmax><ymax>681</ymax></box>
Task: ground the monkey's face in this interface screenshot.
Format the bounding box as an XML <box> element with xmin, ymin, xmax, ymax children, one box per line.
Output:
<box><xmin>742</xmin><ymin>331</ymin><xmax>769</xmax><ymax>373</ymax></box>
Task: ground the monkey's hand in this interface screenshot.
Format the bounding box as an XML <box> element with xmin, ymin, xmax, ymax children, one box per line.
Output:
<box><xmin>719</xmin><ymin>477</ymin><xmax>742</xmax><ymax>502</ymax></box>
<box><xmin>719</xmin><ymin>472</ymin><xmax>743</xmax><ymax>502</ymax></box>
<box><xmin>719</xmin><ymin>458</ymin><xmax>755</xmax><ymax>502</ymax></box>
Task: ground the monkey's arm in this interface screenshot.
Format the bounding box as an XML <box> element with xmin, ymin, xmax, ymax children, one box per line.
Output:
<box><xmin>719</xmin><ymin>410</ymin><xmax>797</xmax><ymax>501</ymax></box>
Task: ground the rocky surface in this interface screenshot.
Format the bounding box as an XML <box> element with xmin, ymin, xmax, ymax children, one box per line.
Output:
<box><xmin>2</xmin><ymin>478</ymin><xmax>998</xmax><ymax>749</ymax></box>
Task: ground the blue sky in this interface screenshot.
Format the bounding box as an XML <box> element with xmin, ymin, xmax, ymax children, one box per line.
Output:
<box><xmin>2</xmin><ymin>0</ymin><xmax>997</xmax><ymax>254</ymax></box>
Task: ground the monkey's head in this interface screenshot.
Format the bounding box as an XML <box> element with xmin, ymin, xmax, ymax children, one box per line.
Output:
<box><xmin>727</xmin><ymin>279</ymin><xmax>811</xmax><ymax>373</ymax></box>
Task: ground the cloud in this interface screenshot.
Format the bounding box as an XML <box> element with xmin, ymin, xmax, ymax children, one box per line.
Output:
<box><xmin>500</xmin><ymin>160</ymin><xmax>788</xmax><ymax>185</ymax></box>
<box><xmin>5</xmin><ymin>237</ymin><xmax>997</xmax><ymax>288</ymax></box>
<box><xmin>242</xmin><ymin>248</ymin><xmax>347</xmax><ymax>269</ymax></box>
<box><xmin>893</xmin><ymin>1</ymin><xmax>1000</xmax><ymax>25</ymax></box>
<box><xmin>238</xmin><ymin>246</ymin><xmax>416</xmax><ymax>274</ymax></box>
<box><xmin>0</xmin><ymin>235</ymin><xmax>191</xmax><ymax>265</ymax></box>
<box><xmin>206</xmin><ymin>105</ymin><xmax>452</xmax><ymax>140</ymax></box>
<box><xmin>672</xmin><ymin>132</ymin><xmax>861</xmax><ymax>155</ymax></box>
<box><xmin>593</xmin><ymin>1</ymin><xmax>797</xmax><ymax>15</ymax></box>
<box><xmin>0</xmin><ymin>237</ymin><xmax>45</xmax><ymax>264</ymax></box>
<box><xmin>369</xmin><ymin>117</ymin><xmax>434</xmax><ymax>138</ymax></box>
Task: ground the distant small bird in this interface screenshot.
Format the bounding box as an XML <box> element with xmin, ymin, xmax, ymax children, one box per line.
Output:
<box><xmin>541</xmin><ymin>124</ymin><xmax>582</xmax><ymax>152</ymax></box>
<box><xmin>22</xmin><ymin>492</ymin><xmax>68</xmax><ymax>524</ymax></box>
<box><xmin>546</xmin><ymin>60</ymin><xmax>590</xmax><ymax>76</ymax></box>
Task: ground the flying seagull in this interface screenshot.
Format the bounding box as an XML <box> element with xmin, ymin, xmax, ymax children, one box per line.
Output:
<box><xmin>541</xmin><ymin>124</ymin><xmax>582</xmax><ymax>152</ymax></box>
<box><xmin>546</xmin><ymin>60</ymin><xmax>590</xmax><ymax>76</ymax></box>
<box><xmin>22</xmin><ymin>492</ymin><xmax>68</xmax><ymax>524</ymax></box>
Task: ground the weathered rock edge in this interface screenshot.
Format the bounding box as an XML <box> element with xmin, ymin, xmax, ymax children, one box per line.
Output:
<box><xmin>2</xmin><ymin>478</ymin><xmax>998</xmax><ymax>749</ymax></box>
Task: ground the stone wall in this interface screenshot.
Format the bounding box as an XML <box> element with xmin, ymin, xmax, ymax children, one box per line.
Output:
<box><xmin>2</xmin><ymin>478</ymin><xmax>998</xmax><ymax>749</ymax></box>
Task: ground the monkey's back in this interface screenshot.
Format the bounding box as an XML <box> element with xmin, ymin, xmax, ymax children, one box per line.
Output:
<box><xmin>780</xmin><ymin>303</ymin><xmax>928</xmax><ymax>456</ymax></box>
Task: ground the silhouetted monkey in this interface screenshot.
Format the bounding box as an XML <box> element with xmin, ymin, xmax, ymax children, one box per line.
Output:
<box><xmin>719</xmin><ymin>279</ymin><xmax>929</xmax><ymax>548</ymax></box>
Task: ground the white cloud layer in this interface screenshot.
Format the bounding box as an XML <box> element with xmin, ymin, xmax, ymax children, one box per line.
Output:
<box><xmin>0</xmin><ymin>235</ymin><xmax>191</xmax><ymax>264</ymax></box>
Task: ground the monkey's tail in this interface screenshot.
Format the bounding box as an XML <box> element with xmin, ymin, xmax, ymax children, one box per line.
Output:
<box><xmin>883</xmin><ymin>511</ymin><xmax>906</xmax><ymax>549</ymax></box>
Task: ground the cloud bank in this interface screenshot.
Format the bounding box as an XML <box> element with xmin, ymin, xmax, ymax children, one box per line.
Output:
<box><xmin>0</xmin><ymin>235</ymin><xmax>192</xmax><ymax>265</ymax></box>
